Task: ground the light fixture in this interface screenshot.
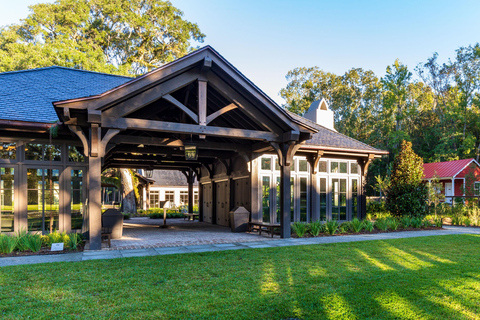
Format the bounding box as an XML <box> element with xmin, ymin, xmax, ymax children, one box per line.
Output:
<box><xmin>145</xmin><ymin>169</ymin><xmax>154</xmax><ymax>178</ymax></box>
<box><xmin>184</xmin><ymin>144</ymin><xmax>198</xmax><ymax>160</ymax></box>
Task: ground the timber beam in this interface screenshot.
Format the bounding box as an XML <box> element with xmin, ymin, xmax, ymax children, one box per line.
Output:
<box><xmin>102</xmin><ymin>117</ymin><xmax>279</xmax><ymax>141</ymax></box>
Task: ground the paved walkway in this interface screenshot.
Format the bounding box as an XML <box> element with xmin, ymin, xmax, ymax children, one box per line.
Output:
<box><xmin>108</xmin><ymin>217</ymin><xmax>274</xmax><ymax>250</ymax></box>
<box><xmin>1</xmin><ymin>226</ymin><xmax>479</xmax><ymax>267</ymax></box>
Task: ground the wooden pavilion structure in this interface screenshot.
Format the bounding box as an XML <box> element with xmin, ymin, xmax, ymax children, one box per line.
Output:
<box><xmin>0</xmin><ymin>46</ymin><xmax>387</xmax><ymax>250</ymax></box>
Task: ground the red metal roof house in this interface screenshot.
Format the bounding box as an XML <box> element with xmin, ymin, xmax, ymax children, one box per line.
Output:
<box><xmin>423</xmin><ymin>158</ymin><xmax>480</xmax><ymax>202</ymax></box>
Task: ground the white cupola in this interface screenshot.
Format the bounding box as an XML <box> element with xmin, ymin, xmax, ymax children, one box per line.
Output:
<box><xmin>303</xmin><ymin>98</ymin><xmax>336</xmax><ymax>131</ymax></box>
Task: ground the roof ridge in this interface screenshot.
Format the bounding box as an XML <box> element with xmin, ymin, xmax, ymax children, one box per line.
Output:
<box><xmin>0</xmin><ymin>65</ymin><xmax>133</xmax><ymax>79</ymax></box>
<box><xmin>424</xmin><ymin>158</ymin><xmax>474</xmax><ymax>165</ymax></box>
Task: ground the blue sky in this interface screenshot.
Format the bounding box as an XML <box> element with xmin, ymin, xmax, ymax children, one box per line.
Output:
<box><xmin>1</xmin><ymin>0</ymin><xmax>479</xmax><ymax>104</ymax></box>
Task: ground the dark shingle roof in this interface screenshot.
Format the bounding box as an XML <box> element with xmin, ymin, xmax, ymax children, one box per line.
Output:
<box><xmin>0</xmin><ymin>66</ymin><xmax>132</xmax><ymax>123</ymax></box>
<box><xmin>151</xmin><ymin>170</ymin><xmax>198</xmax><ymax>187</ymax></box>
<box><xmin>287</xmin><ymin>111</ymin><xmax>386</xmax><ymax>153</ymax></box>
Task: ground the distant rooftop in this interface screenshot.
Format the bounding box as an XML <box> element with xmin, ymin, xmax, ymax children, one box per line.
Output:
<box><xmin>423</xmin><ymin>158</ymin><xmax>476</xmax><ymax>179</ymax></box>
<box><xmin>0</xmin><ymin>66</ymin><xmax>132</xmax><ymax>123</ymax></box>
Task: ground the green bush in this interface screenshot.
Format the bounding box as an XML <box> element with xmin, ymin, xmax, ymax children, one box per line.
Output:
<box><xmin>385</xmin><ymin>141</ymin><xmax>429</xmax><ymax>219</ymax></box>
<box><xmin>411</xmin><ymin>217</ymin><xmax>423</xmax><ymax>228</ymax></box>
<box><xmin>339</xmin><ymin>222</ymin><xmax>351</xmax><ymax>234</ymax></box>
<box><xmin>66</xmin><ymin>233</ymin><xmax>83</xmax><ymax>250</ymax></box>
<box><xmin>351</xmin><ymin>218</ymin><xmax>364</xmax><ymax>233</ymax></box>
<box><xmin>375</xmin><ymin>218</ymin><xmax>388</xmax><ymax>231</ymax></box>
<box><xmin>0</xmin><ymin>234</ymin><xmax>17</xmax><ymax>254</ymax></box>
<box><xmin>364</xmin><ymin>220</ymin><xmax>374</xmax><ymax>232</ymax></box>
<box><xmin>387</xmin><ymin>218</ymin><xmax>399</xmax><ymax>231</ymax></box>
<box><xmin>400</xmin><ymin>216</ymin><xmax>411</xmax><ymax>228</ymax></box>
<box><xmin>308</xmin><ymin>221</ymin><xmax>322</xmax><ymax>236</ymax></box>
<box><xmin>15</xmin><ymin>229</ymin><xmax>30</xmax><ymax>252</ymax></box>
<box><xmin>291</xmin><ymin>222</ymin><xmax>307</xmax><ymax>237</ymax></box>
<box><xmin>433</xmin><ymin>217</ymin><xmax>443</xmax><ymax>227</ymax></box>
<box><xmin>325</xmin><ymin>220</ymin><xmax>339</xmax><ymax>235</ymax></box>
<box><xmin>367</xmin><ymin>200</ymin><xmax>387</xmax><ymax>215</ymax></box>
<box><xmin>464</xmin><ymin>218</ymin><xmax>471</xmax><ymax>227</ymax></box>
<box><xmin>149</xmin><ymin>212</ymin><xmax>184</xmax><ymax>219</ymax></box>
<box><xmin>23</xmin><ymin>234</ymin><xmax>42</xmax><ymax>252</ymax></box>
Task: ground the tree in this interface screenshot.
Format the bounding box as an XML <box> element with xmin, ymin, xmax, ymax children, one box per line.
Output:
<box><xmin>0</xmin><ymin>0</ymin><xmax>205</xmax><ymax>75</ymax></box>
<box><xmin>385</xmin><ymin>140</ymin><xmax>429</xmax><ymax>218</ymax></box>
<box><xmin>280</xmin><ymin>67</ymin><xmax>340</xmax><ymax>116</ymax></box>
<box><xmin>426</xmin><ymin>173</ymin><xmax>444</xmax><ymax>218</ymax></box>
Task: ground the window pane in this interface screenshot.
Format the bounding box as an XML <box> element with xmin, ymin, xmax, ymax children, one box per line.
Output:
<box><xmin>300</xmin><ymin>177</ymin><xmax>307</xmax><ymax>221</ymax></box>
<box><xmin>150</xmin><ymin>191</ymin><xmax>160</xmax><ymax>208</ymax></box>
<box><xmin>180</xmin><ymin>191</ymin><xmax>188</xmax><ymax>205</ymax></box>
<box><xmin>25</xmin><ymin>144</ymin><xmax>43</xmax><ymax>161</ymax></box>
<box><xmin>262</xmin><ymin>176</ymin><xmax>270</xmax><ymax>223</ymax></box>
<box><xmin>45</xmin><ymin>145</ymin><xmax>61</xmax><ymax>161</ymax></box>
<box><xmin>275</xmin><ymin>158</ymin><xmax>280</xmax><ymax>171</ymax></box>
<box><xmin>69</xmin><ymin>146</ymin><xmax>85</xmax><ymax>162</ymax></box>
<box><xmin>331</xmin><ymin>162</ymin><xmax>338</xmax><ymax>173</ymax></box>
<box><xmin>261</xmin><ymin>158</ymin><xmax>271</xmax><ymax>170</ymax></box>
<box><xmin>351</xmin><ymin>162</ymin><xmax>359</xmax><ymax>174</ymax></box>
<box><xmin>319</xmin><ymin>161</ymin><xmax>327</xmax><ymax>173</ymax></box>
<box><xmin>340</xmin><ymin>162</ymin><xmax>347</xmax><ymax>173</ymax></box>
<box><xmin>0</xmin><ymin>143</ymin><xmax>16</xmax><ymax>160</ymax></box>
<box><xmin>299</xmin><ymin>160</ymin><xmax>308</xmax><ymax>172</ymax></box>
<box><xmin>71</xmin><ymin>169</ymin><xmax>83</xmax><ymax>230</ymax></box>
<box><xmin>0</xmin><ymin>167</ymin><xmax>14</xmax><ymax>232</ymax></box>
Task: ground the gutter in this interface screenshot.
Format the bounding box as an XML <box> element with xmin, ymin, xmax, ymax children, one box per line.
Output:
<box><xmin>0</xmin><ymin>119</ymin><xmax>55</xmax><ymax>132</ymax></box>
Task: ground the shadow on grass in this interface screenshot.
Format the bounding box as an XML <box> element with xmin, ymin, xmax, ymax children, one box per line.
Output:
<box><xmin>1</xmin><ymin>234</ymin><xmax>480</xmax><ymax>319</ymax></box>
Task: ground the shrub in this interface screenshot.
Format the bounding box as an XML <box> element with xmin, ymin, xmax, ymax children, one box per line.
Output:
<box><xmin>308</xmin><ymin>221</ymin><xmax>322</xmax><ymax>236</ymax></box>
<box><xmin>47</xmin><ymin>231</ymin><xmax>62</xmax><ymax>245</ymax></box>
<box><xmin>433</xmin><ymin>217</ymin><xmax>443</xmax><ymax>227</ymax></box>
<box><xmin>364</xmin><ymin>220</ymin><xmax>374</xmax><ymax>232</ymax></box>
<box><xmin>385</xmin><ymin>141</ymin><xmax>429</xmax><ymax>219</ymax></box>
<box><xmin>468</xmin><ymin>206</ymin><xmax>480</xmax><ymax>226</ymax></box>
<box><xmin>339</xmin><ymin>222</ymin><xmax>351</xmax><ymax>234</ymax></box>
<box><xmin>387</xmin><ymin>218</ymin><xmax>399</xmax><ymax>231</ymax></box>
<box><xmin>375</xmin><ymin>218</ymin><xmax>388</xmax><ymax>231</ymax></box>
<box><xmin>451</xmin><ymin>215</ymin><xmax>463</xmax><ymax>226</ymax></box>
<box><xmin>411</xmin><ymin>217</ymin><xmax>423</xmax><ymax>228</ymax></box>
<box><xmin>67</xmin><ymin>233</ymin><xmax>83</xmax><ymax>250</ymax></box>
<box><xmin>291</xmin><ymin>222</ymin><xmax>307</xmax><ymax>237</ymax></box>
<box><xmin>23</xmin><ymin>234</ymin><xmax>42</xmax><ymax>252</ymax></box>
<box><xmin>400</xmin><ymin>216</ymin><xmax>411</xmax><ymax>228</ymax></box>
<box><xmin>351</xmin><ymin>218</ymin><xmax>364</xmax><ymax>233</ymax></box>
<box><xmin>464</xmin><ymin>218</ymin><xmax>471</xmax><ymax>227</ymax></box>
<box><xmin>122</xmin><ymin>212</ymin><xmax>131</xmax><ymax>220</ymax></box>
<box><xmin>15</xmin><ymin>229</ymin><xmax>30</xmax><ymax>252</ymax></box>
<box><xmin>0</xmin><ymin>234</ymin><xmax>17</xmax><ymax>254</ymax></box>
<box><xmin>367</xmin><ymin>200</ymin><xmax>387</xmax><ymax>216</ymax></box>
<box><xmin>325</xmin><ymin>220</ymin><xmax>339</xmax><ymax>235</ymax></box>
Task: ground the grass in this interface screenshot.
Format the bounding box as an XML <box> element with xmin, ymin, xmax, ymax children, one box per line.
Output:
<box><xmin>1</xmin><ymin>235</ymin><xmax>480</xmax><ymax>319</ymax></box>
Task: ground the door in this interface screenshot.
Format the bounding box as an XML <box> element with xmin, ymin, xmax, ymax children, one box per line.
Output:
<box><xmin>331</xmin><ymin>178</ymin><xmax>347</xmax><ymax>221</ymax></box>
<box><xmin>215</xmin><ymin>181</ymin><xmax>229</xmax><ymax>226</ymax></box>
<box><xmin>445</xmin><ymin>183</ymin><xmax>453</xmax><ymax>204</ymax></box>
<box><xmin>202</xmin><ymin>184</ymin><xmax>212</xmax><ymax>223</ymax></box>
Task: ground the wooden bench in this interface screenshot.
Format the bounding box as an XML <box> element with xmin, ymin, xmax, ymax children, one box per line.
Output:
<box><xmin>101</xmin><ymin>227</ymin><xmax>112</xmax><ymax>248</ymax></box>
<box><xmin>183</xmin><ymin>213</ymin><xmax>199</xmax><ymax>221</ymax></box>
<box><xmin>248</xmin><ymin>222</ymin><xmax>280</xmax><ymax>237</ymax></box>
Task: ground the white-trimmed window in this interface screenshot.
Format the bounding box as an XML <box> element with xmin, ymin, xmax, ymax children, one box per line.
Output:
<box><xmin>474</xmin><ymin>182</ymin><xmax>480</xmax><ymax>196</ymax></box>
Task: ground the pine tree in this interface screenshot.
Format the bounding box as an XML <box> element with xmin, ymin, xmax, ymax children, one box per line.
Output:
<box><xmin>386</xmin><ymin>140</ymin><xmax>429</xmax><ymax>218</ymax></box>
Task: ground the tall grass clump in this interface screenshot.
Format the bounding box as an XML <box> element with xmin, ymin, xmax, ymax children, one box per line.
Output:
<box><xmin>325</xmin><ymin>220</ymin><xmax>339</xmax><ymax>235</ymax></box>
<box><xmin>23</xmin><ymin>234</ymin><xmax>42</xmax><ymax>252</ymax></box>
<box><xmin>291</xmin><ymin>222</ymin><xmax>307</xmax><ymax>238</ymax></box>
<box><xmin>364</xmin><ymin>220</ymin><xmax>374</xmax><ymax>232</ymax></box>
<box><xmin>375</xmin><ymin>218</ymin><xmax>388</xmax><ymax>231</ymax></box>
<box><xmin>351</xmin><ymin>218</ymin><xmax>364</xmax><ymax>233</ymax></box>
<box><xmin>387</xmin><ymin>218</ymin><xmax>399</xmax><ymax>231</ymax></box>
<box><xmin>0</xmin><ymin>234</ymin><xmax>17</xmax><ymax>254</ymax></box>
<box><xmin>308</xmin><ymin>221</ymin><xmax>322</xmax><ymax>236</ymax></box>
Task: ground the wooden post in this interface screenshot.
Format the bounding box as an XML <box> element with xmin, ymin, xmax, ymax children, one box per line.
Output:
<box><xmin>199</xmin><ymin>182</ymin><xmax>204</xmax><ymax>222</ymax></box>
<box><xmin>358</xmin><ymin>154</ymin><xmax>375</xmax><ymax>220</ymax></box>
<box><xmin>198</xmin><ymin>80</ymin><xmax>207</xmax><ymax>139</ymax></box>
<box><xmin>88</xmin><ymin>123</ymin><xmax>103</xmax><ymax>250</ymax></box>
<box><xmin>279</xmin><ymin>143</ymin><xmax>292</xmax><ymax>238</ymax></box>
<box><xmin>188</xmin><ymin>168</ymin><xmax>194</xmax><ymax>213</ymax></box>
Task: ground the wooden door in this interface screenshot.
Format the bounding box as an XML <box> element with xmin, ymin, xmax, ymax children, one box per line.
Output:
<box><xmin>202</xmin><ymin>184</ymin><xmax>213</xmax><ymax>223</ymax></box>
<box><xmin>216</xmin><ymin>181</ymin><xmax>230</xmax><ymax>226</ymax></box>
<box><xmin>233</xmin><ymin>178</ymin><xmax>251</xmax><ymax>212</ymax></box>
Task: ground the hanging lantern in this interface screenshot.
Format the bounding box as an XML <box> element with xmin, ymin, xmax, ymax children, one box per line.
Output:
<box><xmin>145</xmin><ymin>169</ymin><xmax>154</xmax><ymax>178</ymax></box>
<box><xmin>184</xmin><ymin>145</ymin><xmax>198</xmax><ymax>160</ymax></box>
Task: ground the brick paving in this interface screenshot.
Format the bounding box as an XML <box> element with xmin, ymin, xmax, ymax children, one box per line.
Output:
<box><xmin>106</xmin><ymin>217</ymin><xmax>275</xmax><ymax>250</ymax></box>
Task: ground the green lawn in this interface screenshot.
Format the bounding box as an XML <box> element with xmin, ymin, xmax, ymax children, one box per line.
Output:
<box><xmin>1</xmin><ymin>235</ymin><xmax>480</xmax><ymax>319</ymax></box>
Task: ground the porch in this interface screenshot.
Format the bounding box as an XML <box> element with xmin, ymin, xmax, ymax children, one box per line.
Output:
<box><xmin>104</xmin><ymin>217</ymin><xmax>275</xmax><ymax>250</ymax></box>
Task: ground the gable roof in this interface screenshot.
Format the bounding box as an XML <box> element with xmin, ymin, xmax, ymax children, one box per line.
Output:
<box><xmin>151</xmin><ymin>170</ymin><xmax>198</xmax><ymax>187</ymax></box>
<box><xmin>0</xmin><ymin>66</ymin><xmax>132</xmax><ymax>123</ymax></box>
<box><xmin>287</xmin><ymin>111</ymin><xmax>388</xmax><ymax>154</ymax></box>
<box><xmin>423</xmin><ymin>158</ymin><xmax>476</xmax><ymax>179</ymax></box>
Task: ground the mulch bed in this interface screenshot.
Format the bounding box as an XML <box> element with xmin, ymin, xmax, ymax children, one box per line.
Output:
<box><xmin>0</xmin><ymin>245</ymin><xmax>85</xmax><ymax>258</ymax></box>
<box><xmin>291</xmin><ymin>226</ymin><xmax>443</xmax><ymax>238</ymax></box>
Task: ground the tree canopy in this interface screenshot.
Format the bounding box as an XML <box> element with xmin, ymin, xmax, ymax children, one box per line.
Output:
<box><xmin>0</xmin><ymin>0</ymin><xmax>205</xmax><ymax>75</ymax></box>
<box><xmin>281</xmin><ymin>43</ymin><xmax>480</xmax><ymax>193</ymax></box>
